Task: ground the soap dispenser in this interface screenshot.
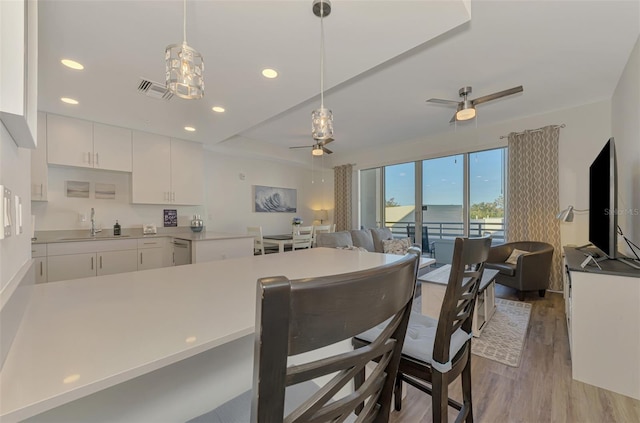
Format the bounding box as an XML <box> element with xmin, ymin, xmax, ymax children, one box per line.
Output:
<box><xmin>113</xmin><ymin>220</ymin><xmax>121</xmax><ymax>236</ymax></box>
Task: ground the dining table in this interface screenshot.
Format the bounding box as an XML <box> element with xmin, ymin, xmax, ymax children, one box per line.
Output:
<box><xmin>262</xmin><ymin>233</ymin><xmax>293</xmax><ymax>253</ymax></box>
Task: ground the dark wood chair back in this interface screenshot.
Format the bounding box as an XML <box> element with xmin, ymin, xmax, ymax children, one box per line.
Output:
<box><xmin>251</xmin><ymin>247</ymin><xmax>421</xmax><ymax>423</ymax></box>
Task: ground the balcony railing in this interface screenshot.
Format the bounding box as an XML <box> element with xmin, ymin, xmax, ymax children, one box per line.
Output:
<box><xmin>385</xmin><ymin>221</ymin><xmax>505</xmax><ymax>243</ymax></box>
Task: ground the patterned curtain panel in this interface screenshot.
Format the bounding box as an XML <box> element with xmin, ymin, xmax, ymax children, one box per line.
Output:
<box><xmin>334</xmin><ymin>164</ymin><xmax>353</xmax><ymax>232</ymax></box>
<box><xmin>507</xmin><ymin>125</ymin><xmax>563</xmax><ymax>291</ymax></box>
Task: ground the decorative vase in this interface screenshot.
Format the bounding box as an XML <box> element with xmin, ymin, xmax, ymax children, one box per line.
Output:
<box><xmin>293</xmin><ymin>224</ymin><xmax>300</xmax><ymax>235</ymax></box>
<box><xmin>190</xmin><ymin>214</ymin><xmax>204</xmax><ymax>232</ymax></box>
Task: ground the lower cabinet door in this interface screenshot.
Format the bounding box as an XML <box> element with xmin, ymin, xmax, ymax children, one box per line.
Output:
<box><xmin>35</xmin><ymin>257</ymin><xmax>47</xmax><ymax>283</ymax></box>
<box><xmin>97</xmin><ymin>250</ymin><xmax>138</xmax><ymax>276</ymax></box>
<box><xmin>138</xmin><ymin>248</ymin><xmax>164</xmax><ymax>271</ymax></box>
<box><xmin>48</xmin><ymin>253</ymin><xmax>97</xmax><ymax>282</ymax></box>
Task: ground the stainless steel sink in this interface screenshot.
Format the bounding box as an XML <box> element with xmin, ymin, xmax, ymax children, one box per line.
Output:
<box><xmin>59</xmin><ymin>235</ymin><xmax>131</xmax><ymax>241</ymax></box>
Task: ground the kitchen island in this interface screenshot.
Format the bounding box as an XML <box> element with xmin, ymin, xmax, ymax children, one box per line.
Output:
<box><xmin>0</xmin><ymin>248</ymin><xmax>408</xmax><ymax>422</ymax></box>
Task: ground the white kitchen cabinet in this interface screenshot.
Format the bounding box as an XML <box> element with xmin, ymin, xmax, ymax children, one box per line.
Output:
<box><xmin>170</xmin><ymin>138</ymin><xmax>203</xmax><ymax>205</ymax></box>
<box><xmin>32</xmin><ymin>244</ymin><xmax>47</xmax><ymax>283</ymax></box>
<box><xmin>132</xmin><ymin>131</ymin><xmax>172</xmax><ymax>204</ymax></box>
<box><xmin>47</xmin><ymin>114</ymin><xmax>94</xmax><ymax>168</ymax></box>
<box><xmin>48</xmin><ymin>253</ymin><xmax>97</xmax><ymax>282</ymax></box>
<box><xmin>97</xmin><ymin>250</ymin><xmax>138</xmax><ymax>276</ymax></box>
<box><xmin>132</xmin><ymin>132</ymin><xmax>203</xmax><ymax>205</ymax></box>
<box><xmin>47</xmin><ymin>114</ymin><xmax>133</xmax><ymax>172</ymax></box>
<box><xmin>93</xmin><ymin>123</ymin><xmax>132</xmax><ymax>172</ymax></box>
<box><xmin>46</xmin><ymin>239</ymin><xmax>139</xmax><ymax>282</ymax></box>
<box><xmin>0</xmin><ymin>0</ymin><xmax>38</xmax><ymax>149</ymax></box>
<box><xmin>137</xmin><ymin>238</ymin><xmax>167</xmax><ymax>271</ymax></box>
<box><xmin>31</xmin><ymin>112</ymin><xmax>48</xmax><ymax>201</ymax></box>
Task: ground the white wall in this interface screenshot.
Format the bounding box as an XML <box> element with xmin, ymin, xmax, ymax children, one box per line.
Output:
<box><xmin>612</xmin><ymin>35</ymin><xmax>640</xmax><ymax>251</ymax></box>
<box><xmin>203</xmin><ymin>149</ymin><xmax>334</xmax><ymax>236</ymax></box>
<box><xmin>0</xmin><ymin>123</ymin><xmax>32</xmax><ymax>293</ymax></box>
<box><xmin>335</xmin><ymin>100</ymin><xmax>614</xmax><ymax>248</ymax></box>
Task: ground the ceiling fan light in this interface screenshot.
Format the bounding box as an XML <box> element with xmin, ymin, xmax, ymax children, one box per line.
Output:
<box><xmin>311</xmin><ymin>107</ymin><xmax>333</xmax><ymax>140</ymax></box>
<box><xmin>312</xmin><ymin>145</ymin><xmax>324</xmax><ymax>156</ymax></box>
<box><xmin>456</xmin><ymin>106</ymin><xmax>476</xmax><ymax>121</ymax></box>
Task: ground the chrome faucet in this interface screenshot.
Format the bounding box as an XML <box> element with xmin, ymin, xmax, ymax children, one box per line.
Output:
<box><xmin>90</xmin><ymin>207</ymin><xmax>96</xmax><ymax>237</ymax></box>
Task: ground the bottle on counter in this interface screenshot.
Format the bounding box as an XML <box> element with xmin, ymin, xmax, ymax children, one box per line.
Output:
<box><xmin>114</xmin><ymin>220</ymin><xmax>121</xmax><ymax>236</ymax></box>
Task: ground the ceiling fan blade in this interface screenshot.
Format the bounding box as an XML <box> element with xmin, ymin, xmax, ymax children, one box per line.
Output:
<box><xmin>426</xmin><ymin>98</ymin><xmax>460</xmax><ymax>105</ymax></box>
<box><xmin>319</xmin><ymin>137</ymin><xmax>334</xmax><ymax>146</ymax></box>
<box><xmin>289</xmin><ymin>145</ymin><xmax>313</xmax><ymax>149</ymax></box>
<box><xmin>322</xmin><ymin>146</ymin><xmax>333</xmax><ymax>154</ymax></box>
<box><xmin>449</xmin><ymin>112</ymin><xmax>457</xmax><ymax>123</ymax></box>
<box><xmin>472</xmin><ymin>86</ymin><xmax>523</xmax><ymax>106</ymax></box>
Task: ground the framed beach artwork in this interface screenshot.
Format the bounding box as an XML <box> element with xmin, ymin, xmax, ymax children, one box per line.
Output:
<box><xmin>254</xmin><ymin>185</ymin><xmax>297</xmax><ymax>213</ymax></box>
<box><xmin>95</xmin><ymin>183</ymin><xmax>116</xmax><ymax>200</ymax></box>
<box><xmin>65</xmin><ymin>181</ymin><xmax>90</xmax><ymax>198</ymax></box>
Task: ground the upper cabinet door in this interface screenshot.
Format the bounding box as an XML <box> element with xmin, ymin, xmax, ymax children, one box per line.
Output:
<box><xmin>132</xmin><ymin>131</ymin><xmax>171</xmax><ymax>204</ymax></box>
<box><xmin>93</xmin><ymin>123</ymin><xmax>132</xmax><ymax>172</ymax></box>
<box><xmin>170</xmin><ymin>138</ymin><xmax>203</xmax><ymax>205</ymax></box>
<box><xmin>47</xmin><ymin>114</ymin><xmax>93</xmax><ymax>168</ymax></box>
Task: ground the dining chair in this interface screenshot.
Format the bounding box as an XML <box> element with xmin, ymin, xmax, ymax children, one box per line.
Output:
<box><xmin>188</xmin><ymin>248</ymin><xmax>421</xmax><ymax>423</ymax></box>
<box><xmin>312</xmin><ymin>224</ymin><xmax>332</xmax><ymax>247</ymax></box>
<box><xmin>292</xmin><ymin>232</ymin><xmax>313</xmax><ymax>250</ymax></box>
<box><xmin>247</xmin><ymin>226</ymin><xmax>265</xmax><ymax>255</ymax></box>
<box><xmin>353</xmin><ymin>235</ymin><xmax>491</xmax><ymax>423</ymax></box>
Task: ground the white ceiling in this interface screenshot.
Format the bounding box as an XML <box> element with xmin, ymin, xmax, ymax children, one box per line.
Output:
<box><xmin>38</xmin><ymin>1</ymin><xmax>639</xmax><ymax>164</ymax></box>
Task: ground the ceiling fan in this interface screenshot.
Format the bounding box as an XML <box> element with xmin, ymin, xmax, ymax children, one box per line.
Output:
<box><xmin>427</xmin><ymin>85</ymin><xmax>523</xmax><ymax>123</ymax></box>
<box><xmin>289</xmin><ymin>137</ymin><xmax>334</xmax><ymax>156</ymax></box>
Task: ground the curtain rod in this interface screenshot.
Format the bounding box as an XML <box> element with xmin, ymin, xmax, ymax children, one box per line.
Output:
<box><xmin>499</xmin><ymin>123</ymin><xmax>565</xmax><ymax>139</ymax></box>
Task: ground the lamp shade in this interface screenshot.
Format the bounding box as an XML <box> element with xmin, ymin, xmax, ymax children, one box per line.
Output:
<box><xmin>556</xmin><ymin>206</ymin><xmax>574</xmax><ymax>222</ymax></box>
<box><xmin>314</xmin><ymin>209</ymin><xmax>329</xmax><ymax>221</ymax></box>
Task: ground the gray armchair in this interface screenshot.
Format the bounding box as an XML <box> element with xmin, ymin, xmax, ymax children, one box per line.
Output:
<box><xmin>485</xmin><ymin>241</ymin><xmax>554</xmax><ymax>301</ymax></box>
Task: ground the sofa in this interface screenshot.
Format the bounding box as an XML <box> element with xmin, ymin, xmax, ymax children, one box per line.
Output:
<box><xmin>484</xmin><ymin>241</ymin><xmax>554</xmax><ymax>301</ymax></box>
<box><xmin>316</xmin><ymin>228</ymin><xmax>396</xmax><ymax>253</ymax></box>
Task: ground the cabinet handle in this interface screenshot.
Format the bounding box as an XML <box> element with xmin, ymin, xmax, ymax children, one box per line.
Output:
<box><xmin>40</xmin><ymin>183</ymin><xmax>43</xmax><ymax>196</ymax></box>
<box><xmin>172</xmin><ymin>251</ymin><xmax>175</xmax><ymax>265</ymax></box>
<box><xmin>171</xmin><ymin>192</ymin><xmax>175</xmax><ymax>202</ymax></box>
<box><xmin>88</xmin><ymin>152</ymin><xmax>92</xmax><ymax>164</ymax></box>
<box><xmin>40</xmin><ymin>261</ymin><xmax>43</xmax><ymax>276</ymax></box>
<box><xmin>95</xmin><ymin>152</ymin><xmax>99</xmax><ymax>167</ymax></box>
<box><xmin>140</xmin><ymin>252</ymin><xmax>143</xmax><ymax>265</ymax></box>
<box><xmin>100</xmin><ymin>255</ymin><xmax>103</xmax><ymax>269</ymax></box>
<box><xmin>91</xmin><ymin>256</ymin><xmax>94</xmax><ymax>270</ymax></box>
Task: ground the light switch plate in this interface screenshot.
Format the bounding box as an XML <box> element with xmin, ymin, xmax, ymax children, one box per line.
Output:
<box><xmin>1</xmin><ymin>185</ymin><xmax>13</xmax><ymax>238</ymax></box>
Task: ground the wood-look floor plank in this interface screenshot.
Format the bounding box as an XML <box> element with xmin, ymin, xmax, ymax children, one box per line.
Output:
<box><xmin>390</xmin><ymin>286</ymin><xmax>640</xmax><ymax>422</ymax></box>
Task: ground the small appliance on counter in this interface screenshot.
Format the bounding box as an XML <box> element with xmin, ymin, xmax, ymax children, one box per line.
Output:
<box><xmin>143</xmin><ymin>224</ymin><xmax>157</xmax><ymax>235</ymax></box>
<box><xmin>190</xmin><ymin>215</ymin><xmax>204</xmax><ymax>232</ymax></box>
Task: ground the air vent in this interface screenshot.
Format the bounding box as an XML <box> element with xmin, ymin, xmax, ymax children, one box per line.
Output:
<box><xmin>137</xmin><ymin>78</ymin><xmax>174</xmax><ymax>100</ymax></box>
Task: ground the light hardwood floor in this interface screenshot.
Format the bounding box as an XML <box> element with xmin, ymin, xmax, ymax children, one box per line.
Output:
<box><xmin>390</xmin><ymin>285</ymin><xmax>640</xmax><ymax>423</ymax></box>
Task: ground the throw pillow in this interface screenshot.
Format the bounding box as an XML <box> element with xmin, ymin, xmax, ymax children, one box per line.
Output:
<box><xmin>505</xmin><ymin>248</ymin><xmax>529</xmax><ymax>265</ymax></box>
<box><xmin>382</xmin><ymin>238</ymin><xmax>412</xmax><ymax>255</ymax></box>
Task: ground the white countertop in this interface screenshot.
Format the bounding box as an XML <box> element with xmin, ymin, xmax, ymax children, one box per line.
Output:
<box><xmin>0</xmin><ymin>248</ymin><xmax>406</xmax><ymax>422</ymax></box>
<box><xmin>32</xmin><ymin>229</ymin><xmax>253</xmax><ymax>244</ymax></box>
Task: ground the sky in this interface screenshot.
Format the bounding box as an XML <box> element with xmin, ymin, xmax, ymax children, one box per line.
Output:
<box><xmin>385</xmin><ymin>148</ymin><xmax>504</xmax><ymax>206</ymax></box>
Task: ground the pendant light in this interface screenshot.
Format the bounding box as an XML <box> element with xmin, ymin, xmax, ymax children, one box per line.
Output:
<box><xmin>165</xmin><ymin>0</ymin><xmax>204</xmax><ymax>99</ymax></box>
<box><xmin>311</xmin><ymin>0</ymin><xmax>333</xmax><ymax>141</ymax></box>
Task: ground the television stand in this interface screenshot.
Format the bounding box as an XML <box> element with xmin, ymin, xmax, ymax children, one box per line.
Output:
<box><xmin>617</xmin><ymin>257</ymin><xmax>640</xmax><ymax>270</ymax></box>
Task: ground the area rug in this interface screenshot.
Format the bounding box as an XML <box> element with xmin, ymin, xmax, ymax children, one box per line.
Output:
<box><xmin>471</xmin><ymin>298</ymin><xmax>532</xmax><ymax>367</ymax></box>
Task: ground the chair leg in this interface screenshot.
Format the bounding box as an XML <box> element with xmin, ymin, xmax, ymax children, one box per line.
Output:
<box><xmin>432</xmin><ymin>370</ymin><xmax>448</xmax><ymax>423</ymax></box>
<box><xmin>518</xmin><ymin>290</ymin><xmax>525</xmax><ymax>301</ymax></box>
<box><xmin>461</xmin><ymin>354</ymin><xmax>474</xmax><ymax>423</ymax></box>
<box><xmin>539</xmin><ymin>289</ymin><xmax>546</xmax><ymax>298</ymax></box>
<box><xmin>394</xmin><ymin>374</ymin><xmax>403</xmax><ymax>411</ymax></box>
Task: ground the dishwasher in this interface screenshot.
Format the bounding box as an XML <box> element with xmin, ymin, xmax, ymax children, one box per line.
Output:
<box><xmin>172</xmin><ymin>239</ymin><xmax>192</xmax><ymax>266</ymax></box>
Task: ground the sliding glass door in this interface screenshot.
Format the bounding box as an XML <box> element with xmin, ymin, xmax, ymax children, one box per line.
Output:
<box><xmin>359</xmin><ymin>148</ymin><xmax>507</xmax><ymax>256</ymax></box>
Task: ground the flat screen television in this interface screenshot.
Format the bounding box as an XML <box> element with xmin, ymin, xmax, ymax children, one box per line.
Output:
<box><xmin>588</xmin><ymin>137</ymin><xmax>618</xmax><ymax>259</ymax></box>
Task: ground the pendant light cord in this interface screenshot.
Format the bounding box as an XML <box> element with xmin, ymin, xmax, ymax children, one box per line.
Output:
<box><xmin>183</xmin><ymin>0</ymin><xmax>187</xmax><ymax>44</ymax></box>
<box><xmin>320</xmin><ymin>1</ymin><xmax>325</xmax><ymax>109</ymax></box>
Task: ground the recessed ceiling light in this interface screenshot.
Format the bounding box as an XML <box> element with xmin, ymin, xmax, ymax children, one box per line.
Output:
<box><xmin>211</xmin><ymin>106</ymin><xmax>225</xmax><ymax>113</ymax></box>
<box><xmin>60</xmin><ymin>97</ymin><xmax>79</xmax><ymax>105</ymax></box>
<box><xmin>184</xmin><ymin>126</ymin><xmax>196</xmax><ymax>132</ymax></box>
<box><xmin>61</xmin><ymin>59</ymin><xmax>84</xmax><ymax>70</ymax></box>
<box><xmin>262</xmin><ymin>68</ymin><xmax>278</xmax><ymax>79</ymax></box>
<box><xmin>63</xmin><ymin>374</ymin><xmax>80</xmax><ymax>384</ymax></box>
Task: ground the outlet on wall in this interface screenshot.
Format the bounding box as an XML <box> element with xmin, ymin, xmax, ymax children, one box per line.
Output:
<box><xmin>79</xmin><ymin>213</ymin><xmax>87</xmax><ymax>222</ymax></box>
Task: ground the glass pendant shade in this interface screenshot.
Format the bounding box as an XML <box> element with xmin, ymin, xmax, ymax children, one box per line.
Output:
<box><xmin>311</xmin><ymin>107</ymin><xmax>333</xmax><ymax>141</ymax></box>
<box><xmin>166</xmin><ymin>42</ymin><xmax>204</xmax><ymax>100</ymax></box>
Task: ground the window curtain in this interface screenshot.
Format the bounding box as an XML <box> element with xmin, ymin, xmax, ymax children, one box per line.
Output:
<box><xmin>334</xmin><ymin>164</ymin><xmax>353</xmax><ymax>232</ymax></box>
<box><xmin>507</xmin><ymin>125</ymin><xmax>563</xmax><ymax>291</ymax></box>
